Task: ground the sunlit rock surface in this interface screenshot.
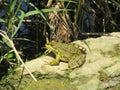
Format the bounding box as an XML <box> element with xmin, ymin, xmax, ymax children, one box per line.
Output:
<box><xmin>20</xmin><ymin>56</ymin><xmax>68</xmax><ymax>75</ymax></box>
<box><xmin>17</xmin><ymin>32</ymin><xmax>120</xmax><ymax>90</ymax></box>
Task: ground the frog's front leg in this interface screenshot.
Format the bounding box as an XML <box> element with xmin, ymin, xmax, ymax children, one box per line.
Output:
<box><xmin>49</xmin><ymin>54</ymin><xmax>61</xmax><ymax>65</ymax></box>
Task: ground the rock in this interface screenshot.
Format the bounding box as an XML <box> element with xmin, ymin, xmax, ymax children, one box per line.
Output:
<box><xmin>17</xmin><ymin>56</ymin><xmax>68</xmax><ymax>75</ymax></box>
<box><xmin>16</xmin><ymin>32</ymin><xmax>120</xmax><ymax>89</ymax></box>
<box><xmin>69</xmin><ymin>32</ymin><xmax>120</xmax><ymax>89</ymax></box>
<box><xmin>70</xmin><ymin>34</ymin><xmax>120</xmax><ymax>78</ymax></box>
<box><xmin>77</xmin><ymin>75</ymin><xmax>100</xmax><ymax>90</ymax></box>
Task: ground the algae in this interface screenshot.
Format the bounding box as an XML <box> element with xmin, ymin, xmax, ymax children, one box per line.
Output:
<box><xmin>0</xmin><ymin>70</ymin><xmax>77</xmax><ymax>90</ymax></box>
<box><xmin>24</xmin><ymin>78</ymin><xmax>77</xmax><ymax>90</ymax></box>
<box><xmin>101</xmin><ymin>44</ymin><xmax>120</xmax><ymax>58</ymax></box>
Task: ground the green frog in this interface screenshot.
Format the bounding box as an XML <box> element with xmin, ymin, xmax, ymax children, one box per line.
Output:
<box><xmin>45</xmin><ymin>41</ymin><xmax>86</xmax><ymax>69</ymax></box>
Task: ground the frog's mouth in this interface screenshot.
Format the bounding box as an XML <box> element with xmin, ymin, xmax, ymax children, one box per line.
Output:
<box><xmin>45</xmin><ymin>44</ymin><xmax>54</xmax><ymax>55</ymax></box>
<box><xmin>45</xmin><ymin>44</ymin><xmax>53</xmax><ymax>50</ymax></box>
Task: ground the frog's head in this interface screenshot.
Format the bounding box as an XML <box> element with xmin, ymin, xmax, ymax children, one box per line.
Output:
<box><xmin>45</xmin><ymin>43</ymin><xmax>53</xmax><ymax>50</ymax></box>
<box><xmin>45</xmin><ymin>41</ymin><xmax>56</xmax><ymax>54</ymax></box>
<box><xmin>45</xmin><ymin>41</ymin><xmax>55</xmax><ymax>49</ymax></box>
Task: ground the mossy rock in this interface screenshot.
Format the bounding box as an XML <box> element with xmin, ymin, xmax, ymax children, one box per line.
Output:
<box><xmin>24</xmin><ymin>78</ymin><xmax>77</xmax><ymax>90</ymax></box>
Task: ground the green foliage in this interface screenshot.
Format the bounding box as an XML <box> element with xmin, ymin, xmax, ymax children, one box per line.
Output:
<box><xmin>0</xmin><ymin>0</ymin><xmax>73</xmax><ymax>79</ymax></box>
<box><xmin>1</xmin><ymin>0</ymin><xmax>69</xmax><ymax>39</ymax></box>
<box><xmin>0</xmin><ymin>0</ymin><xmax>71</xmax><ymax>56</ymax></box>
<box><xmin>2</xmin><ymin>37</ymin><xmax>11</xmax><ymax>48</ymax></box>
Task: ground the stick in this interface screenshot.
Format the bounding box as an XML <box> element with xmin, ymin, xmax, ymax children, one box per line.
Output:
<box><xmin>0</xmin><ymin>30</ymin><xmax>37</xmax><ymax>82</ymax></box>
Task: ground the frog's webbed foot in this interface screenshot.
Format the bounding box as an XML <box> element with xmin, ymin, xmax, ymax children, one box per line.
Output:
<box><xmin>49</xmin><ymin>59</ymin><xmax>60</xmax><ymax>65</ymax></box>
<box><xmin>44</xmin><ymin>59</ymin><xmax>60</xmax><ymax>66</ymax></box>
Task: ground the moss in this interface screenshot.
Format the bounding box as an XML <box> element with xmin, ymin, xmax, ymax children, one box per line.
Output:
<box><xmin>24</xmin><ymin>78</ymin><xmax>77</xmax><ymax>90</ymax></box>
<box><xmin>0</xmin><ymin>71</ymin><xmax>77</xmax><ymax>90</ymax></box>
<box><xmin>101</xmin><ymin>44</ymin><xmax>120</xmax><ymax>58</ymax></box>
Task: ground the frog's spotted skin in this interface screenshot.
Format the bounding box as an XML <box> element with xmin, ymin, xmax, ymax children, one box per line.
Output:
<box><xmin>45</xmin><ymin>41</ymin><xmax>86</xmax><ymax>69</ymax></box>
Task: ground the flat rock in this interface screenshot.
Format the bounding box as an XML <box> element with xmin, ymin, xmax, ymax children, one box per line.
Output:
<box><xmin>17</xmin><ymin>56</ymin><xmax>68</xmax><ymax>75</ymax></box>
<box><xmin>16</xmin><ymin>32</ymin><xmax>120</xmax><ymax>89</ymax></box>
<box><xmin>17</xmin><ymin>32</ymin><xmax>120</xmax><ymax>76</ymax></box>
<box><xmin>70</xmin><ymin>34</ymin><xmax>120</xmax><ymax>78</ymax></box>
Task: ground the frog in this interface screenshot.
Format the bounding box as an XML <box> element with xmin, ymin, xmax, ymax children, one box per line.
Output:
<box><xmin>45</xmin><ymin>41</ymin><xmax>86</xmax><ymax>69</ymax></box>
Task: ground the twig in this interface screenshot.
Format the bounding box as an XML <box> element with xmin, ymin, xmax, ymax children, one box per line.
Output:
<box><xmin>0</xmin><ymin>30</ymin><xmax>37</xmax><ymax>82</ymax></box>
<box><xmin>47</xmin><ymin>0</ymin><xmax>53</xmax><ymax>7</ymax></box>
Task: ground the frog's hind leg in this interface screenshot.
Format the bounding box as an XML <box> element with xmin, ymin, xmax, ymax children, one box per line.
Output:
<box><xmin>68</xmin><ymin>55</ymin><xmax>85</xmax><ymax>69</ymax></box>
<box><xmin>68</xmin><ymin>59</ymin><xmax>79</xmax><ymax>69</ymax></box>
<box><xmin>49</xmin><ymin>54</ymin><xmax>61</xmax><ymax>66</ymax></box>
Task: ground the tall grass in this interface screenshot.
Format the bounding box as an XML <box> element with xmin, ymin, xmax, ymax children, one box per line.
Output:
<box><xmin>0</xmin><ymin>0</ymin><xmax>71</xmax><ymax>81</ymax></box>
